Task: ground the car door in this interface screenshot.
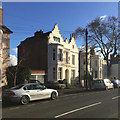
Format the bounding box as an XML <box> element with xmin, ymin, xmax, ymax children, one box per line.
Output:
<box><xmin>28</xmin><ymin>84</ymin><xmax>50</xmax><ymax>100</ymax></box>
<box><xmin>23</xmin><ymin>84</ymin><xmax>40</xmax><ymax>100</ymax></box>
<box><xmin>38</xmin><ymin>85</ymin><xmax>51</xmax><ymax>99</ymax></box>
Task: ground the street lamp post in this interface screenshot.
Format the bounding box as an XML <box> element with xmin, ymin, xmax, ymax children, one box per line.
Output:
<box><xmin>86</xmin><ymin>28</ymin><xmax>88</xmax><ymax>90</ymax></box>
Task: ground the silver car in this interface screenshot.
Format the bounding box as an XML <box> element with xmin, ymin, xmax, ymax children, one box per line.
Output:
<box><xmin>94</xmin><ymin>79</ymin><xmax>106</xmax><ymax>90</ymax></box>
<box><xmin>4</xmin><ymin>83</ymin><xmax>58</xmax><ymax>105</ymax></box>
<box><xmin>94</xmin><ymin>79</ymin><xmax>114</xmax><ymax>90</ymax></box>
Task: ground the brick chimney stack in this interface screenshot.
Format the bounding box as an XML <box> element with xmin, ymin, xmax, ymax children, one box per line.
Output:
<box><xmin>0</xmin><ymin>5</ymin><xmax>3</xmax><ymax>25</ymax></box>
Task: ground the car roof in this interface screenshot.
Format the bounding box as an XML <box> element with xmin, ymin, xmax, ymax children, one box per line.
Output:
<box><xmin>30</xmin><ymin>80</ymin><xmax>39</xmax><ymax>81</ymax></box>
<box><xmin>24</xmin><ymin>83</ymin><xmax>39</xmax><ymax>85</ymax></box>
<box><xmin>10</xmin><ymin>83</ymin><xmax>41</xmax><ymax>90</ymax></box>
<box><xmin>14</xmin><ymin>83</ymin><xmax>39</xmax><ymax>87</ymax></box>
<box><xmin>95</xmin><ymin>79</ymin><xmax>103</xmax><ymax>81</ymax></box>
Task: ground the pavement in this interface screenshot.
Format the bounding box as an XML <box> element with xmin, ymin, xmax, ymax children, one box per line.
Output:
<box><xmin>58</xmin><ymin>86</ymin><xmax>86</xmax><ymax>95</ymax></box>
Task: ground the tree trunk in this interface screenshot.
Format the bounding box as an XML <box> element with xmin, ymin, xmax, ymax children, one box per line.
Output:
<box><xmin>106</xmin><ymin>60</ymin><xmax>110</xmax><ymax>78</ymax></box>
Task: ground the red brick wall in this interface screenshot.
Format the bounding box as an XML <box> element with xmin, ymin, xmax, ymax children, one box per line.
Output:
<box><xmin>18</xmin><ymin>33</ymin><xmax>48</xmax><ymax>74</ymax></box>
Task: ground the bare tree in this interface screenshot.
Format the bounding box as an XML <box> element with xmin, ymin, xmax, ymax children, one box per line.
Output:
<box><xmin>74</xmin><ymin>16</ymin><xmax>119</xmax><ymax>77</ymax></box>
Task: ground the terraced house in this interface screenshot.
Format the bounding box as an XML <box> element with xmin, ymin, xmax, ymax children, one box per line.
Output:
<box><xmin>79</xmin><ymin>47</ymin><xmax>107</xmax><ymax>81</ymax></box>
<box><xmin>18</xmin><ymin>24</ymin><xmax>79</xmax><ymax>84</ymax></box>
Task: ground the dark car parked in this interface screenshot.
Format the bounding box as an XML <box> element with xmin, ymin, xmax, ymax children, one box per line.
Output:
<box><xmin>58</xmin><ymin>79</ymin><xmax>67</xmax><ymax>87</ymax></box>
<box><xmin>29</xmin><ymin>80</ymin><xmax>44</xmax><ymax>85</ymax></box>
<box><xmin>45</xmin><ymin>81</ymin><xmax>66</xmax><ymax>89</ymax></box>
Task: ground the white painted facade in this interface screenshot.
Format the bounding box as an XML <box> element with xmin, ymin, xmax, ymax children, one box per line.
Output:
<box><xmin>91</xmin><ymin>55</ymin><xmax>107</xmax><ymax>79</ymax></box>
<box><xmin>48</xmin><ymin>24</ymin><xmax>79</xmax><ymax>84</ymax></box>
<box><xmin>79</xmin><ymin>49</ymin><xmax>107</xmax><ymax>80</ymax></box>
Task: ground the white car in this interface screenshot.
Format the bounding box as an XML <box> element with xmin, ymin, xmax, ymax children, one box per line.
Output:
<box><xmin>103</xmin><ymin>79</ymin><xmax>114</xmax><ymax>89</ymax></box>
<box><xmin>5</xmin><ymin>83</ymin><xmax>58</xmax><ymax>105</ymax></box>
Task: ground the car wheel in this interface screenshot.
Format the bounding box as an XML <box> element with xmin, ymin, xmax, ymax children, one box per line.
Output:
<box><xmin>61</xmin><ymin>86</ymin><xmax>65</xmax><ymax>89</ymax></box>
<box><xmin>106</xmin><ymin>86</ymin><xmax>108</xmax><ymax>90</ymax></box>
<box><xmin>51</xmin><ymin>92</ymin><xmax>57</xmax><ymax>100</ymax></box>
<box><xmin>20</xmin><ymin>95</ymin><xmax>30</xmax><ymax>105</ymax></box>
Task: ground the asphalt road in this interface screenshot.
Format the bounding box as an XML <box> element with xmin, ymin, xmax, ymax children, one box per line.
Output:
<box><xmin>2</xmin><ymin>88</ymin><xmax>120</xmax><ymax>119</ymax></box>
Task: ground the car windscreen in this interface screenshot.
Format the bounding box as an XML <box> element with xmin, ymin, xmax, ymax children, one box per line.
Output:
<box><xmin>95</xmin><ymin>80</ymin><xmax>104</xmax><ymax>83</ymax></box>
<box><xmin>47</xmin><ymin>81</ymin><xmax>59</xmax><ymax>84</ymax></box>
<box><xmin>53</xmin><ymin>81</ymin><xmax>60</xmax><ymax>84</ymax></box>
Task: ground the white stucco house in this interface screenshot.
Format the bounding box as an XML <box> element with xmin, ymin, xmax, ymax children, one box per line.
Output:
<box><xmin>79</xmin><ymin>47</ymin><xmax>107</xmax><ymax>80</ymax></box>
<box><xmin>48</xmin><ymin>24</ymin><xmax>79</xmax><ymax>84</ymax></box>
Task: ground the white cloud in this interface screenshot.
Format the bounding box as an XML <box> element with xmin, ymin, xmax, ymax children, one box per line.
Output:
<box><xmin>10</xmin><ymin>55</ymin><xmax>17</xmax><ymax>66</ymax></box>
<box><xmin>99</xmin><ymin>15</ymin><xmax>107</xmax><ymax>21</ymax></box>
<box><xmin>12</xmin><ymin>48</ymin><xmax>18</xmax><ymax>55</ymax></box>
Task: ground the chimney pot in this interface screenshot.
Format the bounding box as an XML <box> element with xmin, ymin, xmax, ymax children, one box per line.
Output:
<box><xmin>34</xmin><ymin>30</ymin><xmax>43</xmax><ymax>37</ymax></box>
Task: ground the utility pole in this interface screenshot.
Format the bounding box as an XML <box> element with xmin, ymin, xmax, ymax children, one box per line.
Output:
<box><xmin>86</xmin><ymin>28</ymin><xmax>88</xmax><ymax>90</ymax></box>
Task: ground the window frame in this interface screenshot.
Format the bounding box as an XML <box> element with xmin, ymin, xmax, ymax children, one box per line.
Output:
<box><xmin>53</xmin><ymin>48</ymin><xmax>56</xmax><ymax>60</ymax></box>
<box><xmin>53</xmin><ymin>36</ymin><xmax>60</xmax><ymax>42</ymax></box>
<box><xmin>58</xmin><ymin>67</ymin><xmax>62</xmax><ymax>80</ymax></box>
<box><xmin>53</xmin><ymin>67</ymin><xmax>56</xmax><ymax>80</ymax></box>
<box><xmin>66</xmin><ymin>52</ymin><xmax>68</xmax><ymax>63</ymax></box>
<box><xmin>71</xmin><ymin>70</ymin><xmax>75</xmax><ymax>80</ymax></box>
<box><xmin>58</xmin><ymin>49</ymin><xmax>63</xmax><ymax>61</ymax></box>
<box><xmin>95</xmin><ymin>71</ymin><xmax>98</xmax><ymax>78</ymax></box>
<box><xmin>72</xmin><ymin>55</ymin><xmax>75</xmax><ymax>65</ymax></box>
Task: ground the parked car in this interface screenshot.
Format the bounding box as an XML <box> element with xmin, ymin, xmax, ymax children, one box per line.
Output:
<box><xmin>58</xmin><ymin>79</ymin><xmax>67</xmax><ymax>87</ymax></box>
<box><xmin>3</xmin><ymin>83</ymin><xmax>58</xmax><ymax>105</ymax></box>
<box><xmin>45</xmin><ymin>81</ymin><xmax>66</xmax><ymax>89</ymax></box>
<box><xmin>111</xmin><ymin>79</ymin><xmax>120</xmax><ymax>88</ymax></box>
<box><xmin>29</xmin><ymin>80</ymin><xmax>43</xmax><ymax>85</ymax></box>
<box><xmin>94</xmin><ymin>79</ymin><xmax>114</xmax><ymax>90</ymax></box>
<box><xmin>94</xmin><ymin>79</ymin><xmax>106</xmax><ymax>90</ymax></box>
<box><xmin>103</xmin><ymin>79</ymin><xmax>114</xmax><ymax>89</ymax></box>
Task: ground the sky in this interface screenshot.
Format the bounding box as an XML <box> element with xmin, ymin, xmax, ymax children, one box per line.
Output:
<box><xmin>2</xmin><ymin>2</ymin><xmax>118</xmax><ymax>65</ymax></box>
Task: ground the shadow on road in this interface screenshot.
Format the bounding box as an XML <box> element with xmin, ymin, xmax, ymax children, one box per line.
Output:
<box><xmin>2</xmin><ymin>98</ymin><xmax>51</xmax><ymax>108</ymax></box>
<box><xmin>2</xmin><ymin>101</ymin><xmax>20</xmax><ymax>108</ymax></box>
